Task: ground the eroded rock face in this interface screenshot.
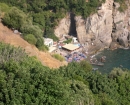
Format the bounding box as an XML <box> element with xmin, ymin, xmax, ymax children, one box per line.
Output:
<box><xmin>75</xmin><ymin>16</ymin><xmax>88</xmax><ymax>43</ymax></box>
<box><xmin>112</xmin><ymin>1</ymin><xmax>130</xmax><ymax>48</ymax></box>
<box><xmin>75</xmin><ymin>0</ymin><xmax>114</xmax><ymax>53</ymax></box>
<box><xmin>118</xmin><ymin>29</ymin><xmax>129</xmax><ymax>47</ymax></box>
<box><xmin>54</xmin><ymin>0</ymin><xmax>130</xmax><ymax>53</ymax></box>
<box><xmin>54</xmin><ymin>14</ymin><xmax>70</xmax><ymax>38</ymax></box>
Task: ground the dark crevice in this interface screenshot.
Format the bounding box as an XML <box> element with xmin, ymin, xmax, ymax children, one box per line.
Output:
<box><xmin>68</xmin><ymin>13</ymin><xmax>77</xmax><ymax>37</ymax></box>
<box><xmin>117</xmin><ymin>38</ymin><xmax>119</xmax><ymax>42</ymax></box>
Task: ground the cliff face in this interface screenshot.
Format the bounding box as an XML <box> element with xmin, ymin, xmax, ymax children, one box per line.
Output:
<box><xmin>76</xmin><ymin>0</ymin><xmax>113</xmax><ymax>45</ymax></box>
<box><xmin>54</xmin><ymin>0</ymin><xmax>130</xmax><ymax>53</ymax></box>
<box><xmin>54</xmin><ymin>14</ymin><xmax>71</xmax><ymax>38</ymax></box>
<box><xmin>112</xmin><ymin>1</ymin><xmax>130</xmax><ymax>47</ymax></box>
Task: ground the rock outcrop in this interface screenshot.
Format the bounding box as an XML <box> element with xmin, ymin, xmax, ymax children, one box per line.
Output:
<box><xmin>77</xmin><ymin>0</ymin><xmax>113</xmax><ymax>46</ymax></box>
<box><xmin>54</xmin><ymin>0</ymin><xmax>130</xmax><ymax>54</ymax></box>
<box><xmin>54</xmin><ymin>14</ymin><xmax>70</xmax><ymax>38</ymax></box>
<box><xmin>112</xmin><ymin>1</ymin><xmax>130</xmax><ymax>48</ymax></box>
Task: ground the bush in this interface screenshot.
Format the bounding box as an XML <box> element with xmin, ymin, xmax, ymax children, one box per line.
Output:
<box><xmin>0</xmin><ymin>3</ymin><xmax>10</xmax><ymax>12</ymax></box>
<box><xmin>52</xmin><ymin>54</ymin><xmax>64</xmax><ymax>61</ymax></box>
<box><xmin>23</xmin><ymin>34</ymin><xmax>37</xmax><ymax>45</ymax></box>
<box><xmin>2</xmin><ymin>7</ymin><xmax>27</xmax><ymax>29</ymax></box>
<box><xmin>44</xmin><ymin>28</ymin><xmax>59</xmax><ymax>41</ymax></box>
<box><xmin>79</xmin><ymin>60</ymin><xmax>92</xmax><ymax>72</ymax></box>
<box><xmin>20</xmin><ymin>24</ymin><xmax>43</xmax><ymax>37</ymax></box>
<box><xmin>36</xmin><ymin>37</ymin><xmax>44</xmax><ymax>48</ymax></box>
<box><xmin>38</xmin><ymin>45</ymin><xmax>49</xmax><ymax>52</ymax></box>
<box><xmin>63</xmin><ymin>38</ymin><xmax>72</xmax><ymax>44</ymax></box>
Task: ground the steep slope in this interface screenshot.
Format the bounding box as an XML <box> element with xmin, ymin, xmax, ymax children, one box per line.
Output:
<box><xmin>0</xmin><ymin>23</ymin><xmax>67</xmax><ymax>68</ymax></box>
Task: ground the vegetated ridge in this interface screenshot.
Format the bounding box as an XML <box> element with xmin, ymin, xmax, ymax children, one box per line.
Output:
<box><xmin>0</xmin><ymin>23</ymin><xmax>66</xmax><ymax>68</ymax></box>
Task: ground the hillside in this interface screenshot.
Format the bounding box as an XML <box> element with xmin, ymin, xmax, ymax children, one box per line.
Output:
<box><xmin>0</xmin><ymin>23</ymin><xmax>67</xmax><ymax>68</ymax></box>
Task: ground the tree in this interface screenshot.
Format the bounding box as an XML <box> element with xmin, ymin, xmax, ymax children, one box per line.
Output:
<box><xmin>32</xmin><ymin>12</ymin><xmax>45</xmax><ymax>29</ymax></box>
<box><xmin>24</xmin><ymin>34</ymin><xmax>37</xmax><ymax>45</ymax></box>
<box><xmin>3</xmin><ymin>7</ymin><xmax>28</xmax><ymax>29</ymax></box>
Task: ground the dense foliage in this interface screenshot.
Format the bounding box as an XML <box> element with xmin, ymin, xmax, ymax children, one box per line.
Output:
<box><xmin>0</xmin><ymin>42</ymin><xmax>130</xmax><ymax>105</ymax></box>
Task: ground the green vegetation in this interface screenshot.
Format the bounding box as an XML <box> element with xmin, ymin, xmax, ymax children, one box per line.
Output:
<box><xmin>52</xmin><ymin>53</ymin><xmax>64</xmax><ymax>61</ymax></box>
<box><xmin>2</xmin><ymin>7</ymin><xmax>28</xmax><ymax>29</ymax></box>
<box><xmin>23</xmin><ymin>34</ymin><xmax>37</xmax><ymax>45</ymax></box>
<box><xmin>0</xmin><ymin>42</ymin><xmax>130</xmax><ymax>105</ymax></box>
<box><xmin>2</xmin><ymin>6</ymin><xmax>48</xmax><ymax>51</ymax></box>
<box><xmin>38</xmin><ymin>45</ymin><xmax>49</xmax><ymax>52</ymax></box>
<box><xmin>0</xmin><ymin>3</ymin><xmax>10</xmax><ymax>12</ymax></box>
<box><xmin>63</xmin><ymin>38</ymin><xmax>72</xmax><ymax>44</ymax></box>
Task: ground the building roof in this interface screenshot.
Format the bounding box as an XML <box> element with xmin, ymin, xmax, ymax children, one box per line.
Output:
<box><xmin>44</xmin><ymin>38</ymin><xmax>53</xmax><ymax>44</ymax></box>
<box><xmin>62</xmin><ymin>44</ymin><xmax>79</xmax><ymax>51</ymax></box>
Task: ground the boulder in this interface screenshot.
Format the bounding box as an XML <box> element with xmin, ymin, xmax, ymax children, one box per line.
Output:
<box><xmin>110</xmin><ymin>42</ymin><xmax>119</xmax><ymax>50</ymax></box>
<box><xmin>118</xmin><ymin>29</ymin><xmax>129</xmax><ymax>47</ymax></box>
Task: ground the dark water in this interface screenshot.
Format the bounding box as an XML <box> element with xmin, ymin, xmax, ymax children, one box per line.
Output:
<box><xmin>93</xmin><ymin>48</ymin><xmax>130</xmax><ymax>73</ymax></box>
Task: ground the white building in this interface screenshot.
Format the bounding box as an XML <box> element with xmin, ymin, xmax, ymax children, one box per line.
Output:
<box><xmin>72</xmin><ymin>37</ymin><xmax>78</xmax><ymax>43</ymax></box>
<box><xmin>44</xmin><ymin>38</ymin><xmax>53</xmax><ymax>47</ymax></box>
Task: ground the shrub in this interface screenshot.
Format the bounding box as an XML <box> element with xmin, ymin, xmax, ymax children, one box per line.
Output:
<box><xmin>36</xmin><ymin>37</ymin><xmax>44</xmax><ymax>48</ymax></box>
<box><xmin>20</xmin><ymin>24</ymin><xmax>43</xmax><ymax>37</ymax></box>
<box><xmin>23</xmin><ymin>34</ymin><xmax>37</xmax><ymax>45</ymax></box>
<box><xmin>52</xmin><ymin>54</ymin><xmax>64</xmax><ymax>61</ymax></box>
<box><xmin>63</xmin><ymin>38</ymin><xmax>72</xmax><ymax>44</ymax></box>
<box><xmin>38</xmin><ymin>45</ymin><xmax>49</xmax><ymax>52</ymax></box>
<box><xmin>79</xmin><ymin>60</ymin><xmax>92</xmax><ymax>72</ymax></box>
<box><xmin>44</xmin><ymin>28</ymin><xmax>59</xmax><ymax>41</ymax></box>
<box><xmin>2</xmin><ymin>7</ymin><xmax>27</xmax><ymax>29</ymax></box>
<box><xmin>0</xmin><ymin>3</ymin><xmax>10</xmax><ymax>12</ymax></box>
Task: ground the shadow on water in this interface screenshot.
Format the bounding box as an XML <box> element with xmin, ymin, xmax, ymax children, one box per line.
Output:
<box><xmin>68</xmin><ymin>13</ymin><xmax>77</xmax><ymax>37</ymax></box>
<box><xmin>93</xmin><ymin>48</ymin><xmax>130</xmax><ymax>74</ymax></box>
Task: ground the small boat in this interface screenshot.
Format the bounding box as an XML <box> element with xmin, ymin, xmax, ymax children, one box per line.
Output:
<box><xmin>97</xmin><ymin>62</ymin><xmax>104</xmax><ymax>66</ymax></box>
<box><xmin>91</xmin><ymin>62</ymin><xmax>104</xmax><ymax>66</ymax></box>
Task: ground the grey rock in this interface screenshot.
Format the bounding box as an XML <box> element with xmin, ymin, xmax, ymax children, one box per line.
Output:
<box><xmin>118</xmin><ymin>29</ymin><xmax>129</xmax><ymax>47</ymax></box>
<box><xmin>54</xmin><ymin>14</ymin><xmax>71</xmax><ymax>38</ymax></box>
<box><xmin>110</xmin><ymin>42</ymin><xmax>119</xmax><ymax>50</ymax></box>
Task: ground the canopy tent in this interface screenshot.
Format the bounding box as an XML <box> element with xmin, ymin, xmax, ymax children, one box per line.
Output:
<box><xmin>62</xmin><ymin>44</ymin><xmax>79</xmax><ymax>51</ymax></box>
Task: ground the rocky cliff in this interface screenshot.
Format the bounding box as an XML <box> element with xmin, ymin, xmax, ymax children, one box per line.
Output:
<box><xmin>54</xmin><ymin>0</ymin><xmax>130</xmax><ymax>54</ymax></box>
<box><xmin>54</xmin><ymin>14</ymin><xmax>71</xmax><ymax>38</ymax></box>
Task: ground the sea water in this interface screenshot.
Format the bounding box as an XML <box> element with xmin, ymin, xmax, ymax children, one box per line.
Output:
<box><xmin>93</xmin><ymin>48</ymin><xmax>130</xmax><ymax>73</ymax></box>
